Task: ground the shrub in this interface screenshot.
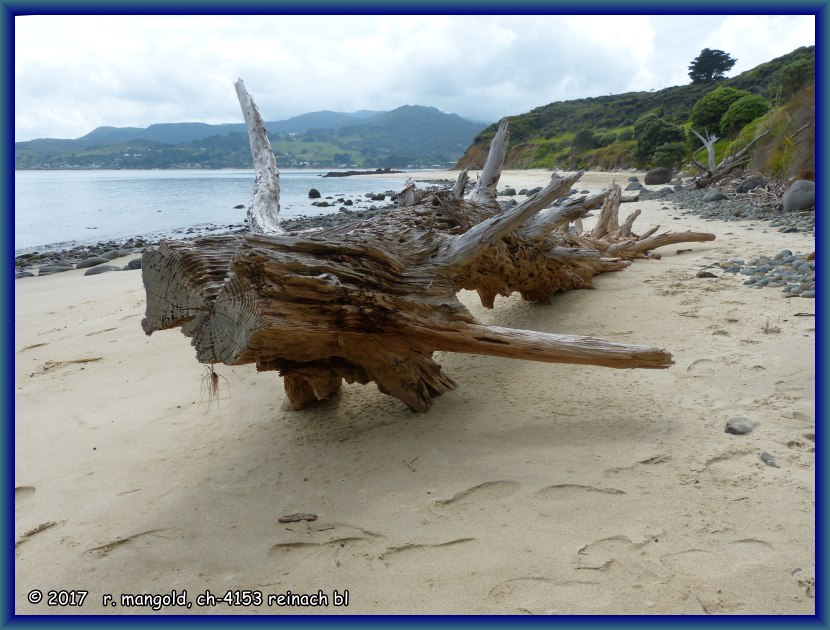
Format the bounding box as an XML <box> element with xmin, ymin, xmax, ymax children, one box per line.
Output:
<box><xmin>633</xmin><ymin>113</ymin><xmax>684</xmax><ymax>167</ymax></box>
<box><xmin>770</xmin><ymin>58</ymin><xmax>814</xmax><ymax>100</ymax></box>
<box><xmin>594</xmin><ymin>131</ymin><xmax>618</xmax><ymax>148</ymax></box>
<box><xmin>616</xmin><ymin>128</ymin><xmax>634</xmax><ymax>142</ymax></box>
<box><xmin>690</xmin><ymin>87</ymin><xmax>751</xmax><ymax>134</ymax></box>
<box><xmin>571</xmin><ymin>128</ymin><xmax>596</xmax><ymax>151</ymax></box>
<box><xmin>719</xmin><ymin>95</ymin><xmax>770</xmax><ymax>138</ymax></box>
<box><xmin>652</xmin><ymin>142</ymin><xmax>686</xmax><ymax>169</ymax></box>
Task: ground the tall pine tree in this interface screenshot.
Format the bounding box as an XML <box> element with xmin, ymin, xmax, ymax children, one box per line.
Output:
<box><xmin>688</xmin><ymin>48</ymin><xmax>737</xmax><ymax>83</ymax></box>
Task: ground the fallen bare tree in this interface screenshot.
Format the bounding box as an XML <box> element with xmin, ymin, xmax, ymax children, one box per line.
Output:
<box><xmin>692</xmin><ymin>128</ymin><xmax>771</xmax><ymax>189</ymax></box>
<box><xmin>141</xmin><ymin>81</ymin><xmax>715</xmax><ymax>412</ymax></box>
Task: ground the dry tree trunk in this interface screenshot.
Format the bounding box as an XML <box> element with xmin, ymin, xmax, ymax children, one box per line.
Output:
<box><xmin>234</xmin><ymin>79</ymin><xmax>282</xmax><ymax>234</ymax></box>
<box><xmin>141</xmin><ymin>82</ymin><xmax>716</xmax><ymax>413</ymax></box>
<box><xmin>692</xmin><ymin>129</ymin><xmax>771</xmax><ymax>189</ymax></box>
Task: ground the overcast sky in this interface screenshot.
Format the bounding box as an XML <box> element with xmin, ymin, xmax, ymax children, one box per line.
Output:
<box><xmin>14</xmin><ymin>14</ymin><xmax>815</xmax><ymax>141</ymax></box>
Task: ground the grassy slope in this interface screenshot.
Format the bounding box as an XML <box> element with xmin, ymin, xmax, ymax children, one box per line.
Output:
<box><xmin>456</xmin><ymin>46</ymin><xmax>814</xmax><ymax>174</ymax></box>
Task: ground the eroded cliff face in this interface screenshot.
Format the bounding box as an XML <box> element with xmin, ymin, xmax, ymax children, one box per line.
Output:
<box><xmin>749</xmin><ymin>83</ymin><xmax>814</xmax><ymax>180</ymax></box>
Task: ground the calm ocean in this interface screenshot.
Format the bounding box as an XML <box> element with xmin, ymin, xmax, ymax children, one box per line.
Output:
<box><xmin>14</xmin><ymin>169</ymin><xmax>412</xmax><ymax>254</ymax></box>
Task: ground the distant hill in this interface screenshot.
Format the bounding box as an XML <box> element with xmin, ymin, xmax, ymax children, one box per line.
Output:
<box><xmin>15</xmin><ymin>106</ymin><xmax>487</xmax><ymax>169</ymax></box>
<box><xmin>456</xmin><ymin>45</ymin><xmax>814</xmax><ymax>176</ymax></box>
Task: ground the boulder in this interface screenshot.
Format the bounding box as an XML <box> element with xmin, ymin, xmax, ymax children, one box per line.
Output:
<box><xmin>308</xmin><ymin>188</ymin><xmax>321</xmax><ymax>199</ymax></box>
<box><xmin>782</xmin><ymin>179</ymin><xmax>815</xmax><ymax>212</ymax></box>
<box><xmin>644</xmin><ymin>167</ymin><xmax>672</xmax><ymax>185</ymax></box>
<box><xmin>627</xmin><ymin>176</ymin><xmax>640</xmax><ymax>183</ymax></box>
<box><xmin>76</xmin><ymin>256</ymin><xmax>110</xmax><ymax>269</ymax></box>
<box><xmin>736</xmin><ymin>175</ymin><xmax>766</xmax><ymax>194</ymax></box>
<box><xmin>123</xmin><ymin>258</ymin><xmax>142</xmax><ymax>270</ymax></box>
<box><xmin>525</xmin><ymin>187</ymin><xmax>543</xmax><ymax>196</ymax></box>
<box><xmin>84</xmin><ymin>265</ymin><xmax>121</xmax><ymax>276</ymax></box>
<box><xmin>499</xmin><ymin>187</ymin><xmax>516</xmax><ymax>196</ymax></box>
<box><xmin>625</xmin><ymin>182</ymin><xmax>643</xmax><ymax>191</ymax></box>
<box><xmin>100</xmin><ymin>249</ymin><xmax>125</xmax><ymax>260</ymax></box>
<box><xmin>703</xmin><ymin>190</ymin><xmax>728</xmax><ymax>202</ymax></box>
<box><xmin>38</xmin><ymin>264</ymin><xmax>72</xmax><ymax>276</ymax></box>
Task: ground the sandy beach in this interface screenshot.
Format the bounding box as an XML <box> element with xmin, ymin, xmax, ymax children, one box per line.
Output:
<box><xmin>15</xmin><ymin>170</ymin><xmax>815</xmax><ymax>615</ymax></box>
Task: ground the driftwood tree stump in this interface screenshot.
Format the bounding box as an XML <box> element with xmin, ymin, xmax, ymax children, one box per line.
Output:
<box><xmin>692</xmin><ymin>128</ymin><xmax>771</xmax><ymax>189</ymax></box>
<box><xmin>141</xmin><ymin>81</ymin><xmax>716</xmax><ymax>412</ymax></box>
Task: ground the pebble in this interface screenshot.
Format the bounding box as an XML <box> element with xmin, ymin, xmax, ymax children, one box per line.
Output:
<box><xmin>710</xmin><ymin>250</ymin><xmax>815</xmax><ymax>299</ymax></box>
<box><xmin>725</xmin><ymin>417</ymin><xmax>760</xmax><ymax>435</ymax></box>
<box><xmin>15</xmin><ymin>187</ymin><xmax>405</xmax><ymax>278</ymax></box>
<box><xmin>642</xmin><ymin>186</ymin><xmax>815</xmax><ymax>234</ymax></box>
<box><xmin>760</xmin><ymin>452</ymin><xmax>780</xmax><ymax>468</ymax></box>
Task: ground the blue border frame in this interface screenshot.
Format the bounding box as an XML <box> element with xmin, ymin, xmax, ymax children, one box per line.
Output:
<box><xmin>4</xmin><ymin>2</ymin><xmax>826</xmax><ymax>628</ymax></box>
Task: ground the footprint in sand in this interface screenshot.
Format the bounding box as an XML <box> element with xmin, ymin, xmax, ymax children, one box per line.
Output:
<box><xmin>488</xmin><ymin>577</ymin><xmax>612</xmax><ymax>613</ymax></box>
<box><xmin>380</xmin><ymin>538</ymin><xmax>476</xmax><ymax>564</ymax></box>
<box><xmin>84</xmin><ymin>528</ymin><xmax>180</xmax><ymax>558</ymax></box>
<box><xmin>575</xmin><ymin>535</ymin><xmax>650</xmax><ymax>570</ymax></box>
<box><xmin>685</xmin><ymin>359</ymin><xmax>718</xmax><ymax>375</ymax></box>
<box><xmin>703</xmin><ymin>448</ymin><xmax>763</xmax><ymax>482</ymax></box>
<box><xmin>268</xmin><ymin>524</ymin><xmax>383</xmax><ymax>564</ymax></box>
<box><xmin>433</xmin><ymin>480</ymin><xmax>520</xmax><ymax>508</ymax></box>
<box><xmin>660</xmin><ymin>539</ymin><xmax>774</xmax><ymax>576</ymax></box>
<box><xmin>572</xmin><ymin>534</ymin><xmax>663</xmax><ymax>580</ymax></box>
<box><xmin>534</xmin><ymin>484</ymin><xmax>625</xmax><ymax>500</ymax></box>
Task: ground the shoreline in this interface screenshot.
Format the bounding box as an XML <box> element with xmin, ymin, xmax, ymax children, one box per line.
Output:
<box><xmin>16</xmin><ymin>170</ymin><xmax>815</xmax><ymax>294</ymax></box>
<box><xmin>15</xmin><ymin>168</ymin><xmax>815</xmax><ymax>613</ymax></box>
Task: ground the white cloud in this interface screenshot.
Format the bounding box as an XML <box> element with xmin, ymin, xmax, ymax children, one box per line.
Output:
<box><xmin>14</xmin><ymin>14</ymin><xmax>816</xmax><ymax>141</ymax></box>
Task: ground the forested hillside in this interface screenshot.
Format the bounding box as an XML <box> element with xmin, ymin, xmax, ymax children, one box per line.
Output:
<box><xmin>15</xmin><ymin>106</ymin><xmax>486</xmax><ymax>170</ymax></box>
<box><xmin>456</xmin><ymin>46</ymin><xmax>814</xmax><ymax>179</ymax></box>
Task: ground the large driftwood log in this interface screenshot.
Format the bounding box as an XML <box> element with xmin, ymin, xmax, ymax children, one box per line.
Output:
<box><xmin>142</xmin><ymin>82</ymin><xmax>716</xmax><ymax>413</ymax></box>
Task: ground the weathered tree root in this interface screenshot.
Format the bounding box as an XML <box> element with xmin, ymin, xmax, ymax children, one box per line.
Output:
<box><xmin>141</xmin><ymin>82</ymin><xmax>716</xmax><ymax>413</ymax></box>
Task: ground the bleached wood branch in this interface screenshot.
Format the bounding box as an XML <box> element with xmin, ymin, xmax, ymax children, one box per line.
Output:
<box><xmin>470</xmin><ymin>119</ymin><xmax>509</xmax><ymax>205</ymax></box>
<box><xmin>437</xmin><ymin>172</ymin><xmax>583</xmax><ymax>268</ymax></box>
<box><xmin>450</xmin><ymin>167</ymin><xmax>470</xmax><ymax>200</ymax></box>
<box><xmin>398</xmin><ymin>178</ymin><xmax>417</xmax><ymax>207</ymax></box>
<box><xmin>234</xmin><ymin>79</ymin><xmax>282</xmax><ymax>234</ymax></box>
<box><xmin>691</xmin><ymin>128</ymin><xmax>718</xmax><ymax>172</ymax></box>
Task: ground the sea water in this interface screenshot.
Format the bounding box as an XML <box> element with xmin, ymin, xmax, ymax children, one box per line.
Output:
<box><xmin>14</xmin><ymin>169</ymin><xmax>413</xmax><ymax>254</ymax></box>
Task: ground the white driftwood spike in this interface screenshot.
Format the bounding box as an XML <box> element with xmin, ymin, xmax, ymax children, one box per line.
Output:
<box><xmin>234</xmin><ymin>79</ymin><xmax>282</xmax><ymax>234</ymax></box>
<box><xmin>398</xmin><ymin>178</ymin><xmax>417</xmax><ymax>207</ymax></box>
<box><xmin>450</xmin><ymin>167</ymin><xmax>470</xmax><ymax>199</ymax></box>
<box><xmin>470</xmin><ymin>119</ymin><xmax>509</xmax><ymax>204</ymax></box>
<box><xmin>691</xmin><ymin>128</ymin><xmax>718</xmax><ymax>172</ymax></box>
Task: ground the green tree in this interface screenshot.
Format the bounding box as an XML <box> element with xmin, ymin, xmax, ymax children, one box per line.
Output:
<box><xmin>633</xmin><ymin>113</ymin><xmax>684</xmax><ymax>167</ymax></box>
<box><xmin>690</xmin><ymin>87</ymin><xmax>750</xmax><ymax>134</ymax></box>
<box><xmin>719</xmin><ymin>95</ymin><xmax>770</xmax><ymax>138</ymax></box>
<box><xmin>571</xmin><ymin>128</ymin><xmax>596</xmax><ymax>152</ymax></box>
<box><xmin>652</xmin><ymin>142</ymin><xmax>686</xmax><ymax>168</ymax></box>
<box><xmin>771</xmin><ymin>58</ymin><xmax>814</xmax><ymax>99</ymax></box>
<box><xmin>616</xmin><ymin>128</ymin><xmax>634</xmax><ymax>142</ymax></box>
<box><xmin>594</xmin><ymin>131</ymin><xmax>618</xmax><ymax>148</ymax></box>
<box><xmin>688</xmin><ymin>48</ymin><xmax>737</xmax><ymax>83</ymax></box>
